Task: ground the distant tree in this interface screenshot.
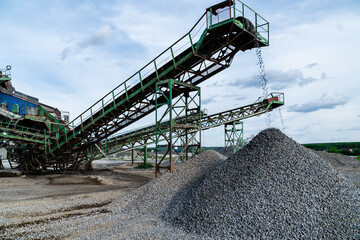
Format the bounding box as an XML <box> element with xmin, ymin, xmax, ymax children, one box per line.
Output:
<box><xmin>328</xmin><ymin>147</ymin><xmax>340</xmax><ymax>154</ymax></box>
<box><xmin>340</xmin><ymin>149</ymin><xmax>352</xmax><ymax>156</ymax></box>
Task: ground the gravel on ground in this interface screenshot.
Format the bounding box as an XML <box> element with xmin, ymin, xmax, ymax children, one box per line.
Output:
<box><xmin>1</xmin><ymin>128</ymin><xmax>359</xmax><ymax>239</ymax></box>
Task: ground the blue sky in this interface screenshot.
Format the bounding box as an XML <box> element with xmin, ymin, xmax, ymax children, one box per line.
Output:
<box><xmin>1</xmin><ymin>0</ymin><xmax>359</xmax><ymax>145</ymax></box>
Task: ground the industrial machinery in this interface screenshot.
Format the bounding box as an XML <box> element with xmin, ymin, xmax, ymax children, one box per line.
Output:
<box><xmin>0</xmin><ymin>66</ymin><xmax>69</xmax><ymax>127</ymax></box>
<box><xmin>0</xmin><ymin>66</ymin><xmax>69</xmax><ymax>170</ymax></box>
<box><xmin>90</xmin><ymin>92</ymin><xmax>284</xmax><ymax>175</ymax></box>
<box><xmin>0</xmin><ymin>0</ymin><xmax>274</xmax><ymax>174</ymax></box>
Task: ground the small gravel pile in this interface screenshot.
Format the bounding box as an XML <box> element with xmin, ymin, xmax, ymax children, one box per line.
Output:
<box><xmin>127</xmin><ymin>149</ymin><xmax>227</xmax><ymax>215</ymax></box>
<box><xmin>316</xmin><ymin>151</ymin><xmax>360</xmax><ymax>188</ymax></box>
<box><xmin>316</xmin><ymin>151</ymin><xmax>360</xmax><ymax>168</ymax></box>
<box><xmin>73</xmin><ymin>150</ymin><xmax>227</xmax><ymax>239</ymax></box>
<box><xmin>163</xmin><ymin>128</ymin><xmax>360</xmax><ymax>239</ymax></box>
<box><xmin>216</xmin><ymin>148</ymin><xmax>236</xmax><ymax>158</ymax></box>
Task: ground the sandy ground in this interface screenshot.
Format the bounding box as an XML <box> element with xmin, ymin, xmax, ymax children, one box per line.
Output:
<box><xmin>1</xmin><ymin>154</ymin><xmax>359</xmax><ymax>203</ymax></box>
<box><xmin>0</xmin><ymin>160</ymin><xmax>154</xmax><ymax>202</ymax></box>
<box><xmin>0</xmin><ymin>160</ymin><xmax>154</xmax><ymax>238</ymax></box>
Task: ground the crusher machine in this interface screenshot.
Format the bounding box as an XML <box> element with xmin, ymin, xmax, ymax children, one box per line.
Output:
<box><xmin>0</xmin><ymin>66</ymin><xmax>69</xmax><ymax>171</ymax></box>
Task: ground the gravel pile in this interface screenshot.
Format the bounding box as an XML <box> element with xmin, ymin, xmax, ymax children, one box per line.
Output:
<box><xmin>127</xmin><ymin>149</ymin><xmax>227</xmax><ymax>215</ymax></box>
<box><xmin>315</xmin><ymin>151</ymin><xmax>360</xmax><ymax>168</ymax></box>
<box><xmin>216</xmin><ymin>148</ymin><xmax>236</xmax><ymax>158</ymax></box>
<box><xmin>65</xmin><ymin>150</ymin><xmax>227</xmax><ymax>239</ymax></box>
<box><xmin>163</xmin><ymin>128</ymin><xmax>360</xmax><ymax>239</ymax></box>
<box><xmin>316</xmin><ymin>151</ymin><xmax>360</xmax><ymax>188</ymax></box>
<box><xmin>0</xmin><ymin>150</ymin><xmax>226</xmax><ymax>240</ymax></box>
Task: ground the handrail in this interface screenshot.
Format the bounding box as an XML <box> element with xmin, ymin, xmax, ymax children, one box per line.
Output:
<box><xmin>93</xmin><ymin>92</ymin><xmax>284</xmax><ymax>158</ymax></box>
<box><xmin>65</xmin><ymin>1</ymin><xmax>269</xmax><ymax>133</ymax></box>
<box><xmin>106</xmin><ymin>92</ymin><xmax>282</xmax><ymax>145</ymax></box>
<box><xmin>0</xmin><ymin>118</ymin><xmax>54</xmax><ymax>144</ymax></box>
<box><xmin>49</xmin><ymin>0</ymin><xmax>270</xmax><ymax>156</ymax></box>
<box><xmin>66</xmin><ymin>12</ymin><xmax>207</xmax><ymax>129</ymax></box>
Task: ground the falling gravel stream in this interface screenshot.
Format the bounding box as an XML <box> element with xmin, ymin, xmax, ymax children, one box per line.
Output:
<box><xmin>256</xmin><ymin>42</ymin><xmax>285</xmax><ymax>131</ymax></box>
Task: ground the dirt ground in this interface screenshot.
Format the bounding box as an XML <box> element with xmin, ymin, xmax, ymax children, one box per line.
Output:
<box><xmin>0</xmin><ymin>159</ymin><xmax>155</xmax><ymax>238</ymax></box>
<box><xmin>1</xmin><ymin>154</ymin><xmax>359</xmax><ymax>203</ymax></box>
<box><xmin>0</xmin><ymin>160</ymin><xmax>154</xmax><ymax>202</ymax></box>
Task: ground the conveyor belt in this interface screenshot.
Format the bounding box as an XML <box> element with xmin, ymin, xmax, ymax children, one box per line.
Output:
<box><xmin>91</xmin><ymin>93</ymin><xmax>283</xmax><ymax>159</ymax></box>
<box><xmin>46</xmin><ymin>0</ymin><xmax>269</xmax><ymax>166</ymax></box>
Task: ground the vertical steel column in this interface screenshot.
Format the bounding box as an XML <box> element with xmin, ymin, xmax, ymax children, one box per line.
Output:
<box><xmin>131</xmin><ymin>148</ymin><xmax>135</xmax><ymax>164</ymax></box>
<box><xmin>224</xmin><ymin>121</ymin><xmax>244</xmax><ymax>154</ymax></box>
<box><xmin>155</xmin><ymin>79</ymin><xmax>201</xmax><ymax>177</ymax></box>
<box><xmin>144</xmin><ymin>145</ymin><xmax>148</xmax><ymax>166</ymax></box>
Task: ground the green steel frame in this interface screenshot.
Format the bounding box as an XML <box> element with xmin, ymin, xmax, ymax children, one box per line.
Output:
<box><xmin>44</xmin><ymin>0</ymin><xmax>269</xmax><ymax>170</ymax></box>
<box><xmin>155</xmin><ymin>79</ymin><xmax>201</xmax><ymax>175</ymax></box>
<box><xmin>91</xmin><ymin>92</ymin><xmax>284</xmax><ymax>161</ymax></box>
<box><xmin>225</xmin><ymin>121</ymin><xmax>244</xmax><ymax>154</ymax></box>
<box><xmin>0</xmin><ymin>0</ymin><xmax>270</xmax><ymax>173</ymax></box>
<box><xmin>133</xmin><ymin>146</ymin><xmax>149</xmax><ymax>166</ymax></box>
<box><xmin>0</xmin><ymin>118</ymin><xmax>53</xmax><ymax>145</ymax></box>
<box><xmin>0</xmin><ymin>68</ymin><xmax>12</xmax><ymax>81</ymax></box>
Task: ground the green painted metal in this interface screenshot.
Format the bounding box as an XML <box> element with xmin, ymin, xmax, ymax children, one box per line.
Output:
<box><xmin>233</xmin><ymin>19</ymin><xmax>244</xmax><ymax>30</ymax></box>
<box><xmin>0</xmin><ymin>120</ymin><xmax>53</xmax><ymax>145</ymax></box>
<box><xmin>0</xmin><ymin>1</ymin><xmax>271</xmax><ymax>172</ymax></box>
<box><xmin>50</xmin><ymin>50</ymin><xmax>195</xmax><ymax>152</ymax></box>
<box><xmin>11</xmin><ymin>104</ymin><xmax>19</xmax><ymax>114</ymax></box>
<box><xmin>0</xmin><ymin>131</ymin><xmax>43</xmax><ymax>144</ymax></box>
<box><xmin>91</xmin><ymin>93</ymin><xmax>284</xmax><ymax>160</ymax></box>
<box><xmin>131</xmin><ymin>148</ymin><xmax>134</xmax><ymax>164</ymax></box>
<box><xmin>224</xmin><ymin>121</ymin><xmax>244</xmax><ymax>154</ymax></box>
<box><xmin>144</xmin><ymin>145</ymin><xmax>148</xmax><ymax>166</ymax></box>
<box><xmin>49</xmin><ymin>0</ymin><xmax>269</xmax><ymax>155</ymax></box>
<box><xmin>210</xmin><ymin>18</ymin><xmax>234</xmax><ymax>30</ymax></box>
<box><xmin>0</xmin><ymin>68</ymin><xmax>12</xmax><ymax>82</ymax></box>
<box><xmin>37</xmin><ymin>105</ymin><xmax>66</xmax><ymax>134</ymax></box>
<box><xmin>155</xmin><ymin>79</ymin><xmax>201</xmax><ymax>175</ymax></box>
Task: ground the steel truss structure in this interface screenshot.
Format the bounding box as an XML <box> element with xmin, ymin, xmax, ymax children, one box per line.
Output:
<box><xmin>225</xmin><ymin>121</ymin><xmax>244</xmax><ymax>154</ymax></box>
<box><xmin>91</xmin><ymin>92</ymin><xmax>284</xmax><ymax>161</ymax></box>
<box><xmin>155</xmin><ymin>79</ymin><xmax>201</xmax><ymax>175</ymax></box>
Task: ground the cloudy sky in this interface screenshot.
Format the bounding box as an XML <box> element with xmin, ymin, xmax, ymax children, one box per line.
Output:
<box><xmin>1</xmin><ymin>0</ymin><xmax>359</xmax><ymax>146</ymax></box>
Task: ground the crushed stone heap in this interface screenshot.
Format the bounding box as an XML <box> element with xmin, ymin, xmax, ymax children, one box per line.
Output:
<box><xmin>127</xmin><ymin>150</ymin><xmax>227</xmax><ymax>216</ymax></box>
<box><xmin>163</xmin><ymin>128</ymin><xmax>360</xmax><ymax>239</ymax></box>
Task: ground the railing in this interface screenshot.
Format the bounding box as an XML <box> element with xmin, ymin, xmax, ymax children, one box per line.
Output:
<box><xmin>63</xmin><ymin>0</ymin><xmax>269</xmax><ymax>142</ymax></box>
<box><xmin>66</xmin><ymin>13</ymin><xmax>208</xmax><ymax>131</ymax></box>
<box><xmin>0</xmin><ymin>68</ymin><xmax>12</xmax><ymax>80</ymax></box>
<box><xmin>0</xmin><ymin>119</ymin><xmax>53</xmax><ymax>144</ymax></box>
<box><xmin>207</xmin><ymin>0</ymin><xmax>269</xmax><ymax>45</ymax></box>
<box><xmin>265</xmin><ymin>92</ymin><xmax>284</xmax><ymax>103</ymax></box>
<box><xmin>93</xmin><ymin>92</ymin><xmax>283</xmax><ymax>158</ymax></box>
<box><xmin>108</xmin><ymin>109</ymin><xmax>206</xmax><ymax>141</ymax></box>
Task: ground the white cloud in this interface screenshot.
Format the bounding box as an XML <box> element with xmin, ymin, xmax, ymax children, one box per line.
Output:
<box><xmin>306</xmin><ymin>63</ymin><xmax>318</xmax><ymax>69</ymax></box>
<box><xmin>228</xmin><ymin>69</ymin><xmax>321</xmax><ymax>90</ymax></box>
<box><xmin>102</xmin><ymin>4</ymin><xmax>193</xmax><ymax>56</ymax></box>
<box><xmin>60</xmin><ymin>25</ymin><xmax>117</xmax><ymax>60</ymax></box>
<box><xmin>289</xmin><ymin>92</ymin><xmax>350</xmax><ymax>113</ymax></box>
<box><xmin>202</xmin><ymin>97</ymin><xmax>216</xmax><ymax>105</ymax></box>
